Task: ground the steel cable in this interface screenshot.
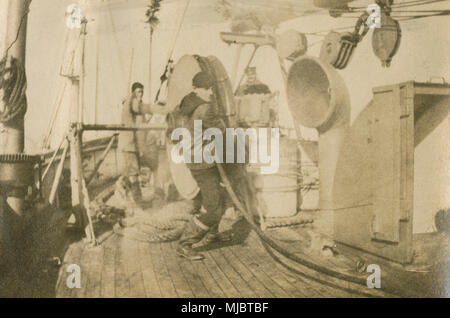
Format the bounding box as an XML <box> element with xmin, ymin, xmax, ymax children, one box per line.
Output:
<box><xmin>216</xmin><ymin>163</ymin><xmax>404</xmax><ymax>297</ymax></box>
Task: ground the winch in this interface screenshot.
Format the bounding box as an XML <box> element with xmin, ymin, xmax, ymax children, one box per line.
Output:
<box><xmin>0</xmin><ymin>153</ymin><xmax>41</xmax><ymax>194</ymax></box>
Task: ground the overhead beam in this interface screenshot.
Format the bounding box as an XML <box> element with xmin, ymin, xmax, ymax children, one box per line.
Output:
<box><xmin>82</xmin><ymin>124</ymin><xmax>166</xmax><ymax>131</ymax></box>
<box><xmin>220</xmin><ymin>32</ymin><xmax>274</xmax><ymax>47</ymax></box>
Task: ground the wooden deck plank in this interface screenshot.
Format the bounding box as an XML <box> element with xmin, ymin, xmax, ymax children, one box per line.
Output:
<box><xmin>292</xmin><ymin>267</ymin><xmax>362</xmax><ymax>298</ymax></box>
<box><xmin>122</xmin><ymin>238</ymin><xmax>146</xmax><ymax>298</ymax></box>
<box><xmin>282</xmin><ymin>263</ymin><xmax>360</xmax><ymax>298</ymax></box>
<box><xmin>146</xmin><ymin>242</ymin><xmax>178</xmax><ymax>297</ymax></box>
<box><xmin>61</xmin><ymin>240</ymin><xmax>87</xmax><ymax>298</ymax></box>
<box><xmin>194</xmin><ymin>260</ymin><xmax>226</xmax><ymax>298</ymax></box>
<box><xmin>73</xmin><ymin>242</ymin><xmax>90</xmax><ymax>298</ymax></box>
<box><xmin>115</xmin><ymin>236</ymin><xmax>131</xmax><ymax>297</ymax></box>
<box><xmin>100</xmin><ymin>235</ymin><xmax>116</xmax><ymax>298</ymax></box>
<box><xmin>138</xmin><ymin>241</ymin><xmax>162</xmax><ymax>298</ymax></box>
<box><xmin>174</xmin><ymin>242</ymin><xmax>227</xmax><ymax>298</ymax></box>
<box><xmin>221</xmin><ymin>246</ymin><xmax>274</xmax><ymax>298</ymax></box>
<box><xmin>207</xmin><ymin>248</ymin><xmax>257</xmax><ymax>297</ymax></box>
<box><xmin>84</xmin><ymin>245</ymin><xmax>105</xmax><ymax>298</ymax></box>
<box><xmin>199</xmin><ymin>247</ymin><xmax>241</xmax><ymax>298</ymax></box>
<box><xmin>246</xmin><ymin>233</ymin><xmax>331</xmax><ymax>297</ymax></box>
<box><xmin>160</xmin><ymin>242</ymin><xmax>194</xmax><ymax>298</ymax></box>
<box><xmin>229</xmin><ymin>241</ymin><xmax>292</xmax><ymax>298</ymax></box>
<box><xmin>273</xmin><ymin>256</ymin><xmax>364</xmax><ymax>297</ymax></box>
<box><xmin>281</xmin><ymin>253</ymin><xmax>359</xmax><ymax>297</ymax></box>
<box><xmin>170</xmin><ymin>242</ymin><xmax>210</xmax><ymax>298</ymax></box>
<box><xmin>274</xmin><ymin>257</ymin><xmax>358</xmax><ymax>298</ymax></box>
<box><xmin>56</xmin><ymin>240</ymin><xmax>83</xmax><ymax>298</ymax></box>
<box><xmin>244</xmin><ymin>234</ymin><xmax>315</xmax><ymax>298</ymax></box>
<box><xmin>268</xmin><ymin>259</ymin><xmax>325</xmax><ymax>298</ymax></box>
<box><xmin>247</xmin><ymin>233</ymin><xmax>357</xmax><ymax>298</ymax></box>
<box><xmin>55</xmin><ymin>221</ymin><xmax>364</xmax><ymax>298</ymax></box>
<box><xmin>39</xmin><ymin>213</ymin><xmax>72</xmax><ymax>298</ymax></box>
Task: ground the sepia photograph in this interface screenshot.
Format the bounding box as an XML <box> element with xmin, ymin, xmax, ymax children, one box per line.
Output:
<box><xmin>0</xmin><ymin>0</ymin><xmax>449</xmax><ymax>301</ymax></box>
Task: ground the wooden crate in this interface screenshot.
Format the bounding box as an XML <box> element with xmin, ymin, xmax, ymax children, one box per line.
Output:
<box><xmin>333</xmin><ymin>81</ymin><xmax>450</xmax><ymax>263</ymax></box>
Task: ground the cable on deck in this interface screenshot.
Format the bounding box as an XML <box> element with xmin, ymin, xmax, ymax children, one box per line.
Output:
<box><xmin>216</xmin><ymin>163</ymin><xmax>404</xmax><ymax>298</ymax></box>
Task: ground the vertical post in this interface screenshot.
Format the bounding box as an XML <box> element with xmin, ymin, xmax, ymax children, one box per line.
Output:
<box><xmin>78</xmin><ymin>18</ymin><xmax>87</xmax><ymax>124</ymax></box>
<box><xmin>69</xmin><ymin>124</ymin><xmax>94</xmax><ymax>243</ymax></box>
<box><xmin>69</xmin><ymin>76</ymin><xmax>81</xmax><ymax>228</ymax></box>
<box><xmin>94</xmin><ymin>33</ymin><xmax>100</xmax><ymax>125</ymax></box>
<box><xmin>230</xmin><ymin>44</ymin><xmax>242</xmax><ymax>87</ymax></box>
<box><xmin>75</xmin><ymin>126</ymin><xmax>93</xmax><ymax>243</ymax></box>
<box><xmin>68</xmin><ymin>13</ymin><xmax>95</xmax><ymax>243</ymax></box>
<box><xmin>149</xmin><ymin>28</ymin><xmax>153</xmax><ymax>99</ymax></box>
<box><xmin>69</xmin><ymin>80</ymin><xmax>80</xmax><ymax>212</ymax></box>
<box><xmin>0</xmin><ymin>0</ymin><xmax>31</xmax><ymax>217</ymax></box>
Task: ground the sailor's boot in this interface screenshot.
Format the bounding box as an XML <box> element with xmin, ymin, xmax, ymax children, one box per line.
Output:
<box><xmin>176</xmin><ymin>218</ymin><xmax>209</xmax><ymax>261</ymax></box>
<box><xmin>202</xmin><ymin>224</ymin><xmax>233</xmax><ymax>246</ymax></box>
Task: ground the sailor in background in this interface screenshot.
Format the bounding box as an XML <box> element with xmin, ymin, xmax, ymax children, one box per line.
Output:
<box><xmin>176</xmin><ymin>72</ymin><xmax>232</xmax><ymax>261</ymax></box>
<box><xmin>236</xmin><ymin>66</ymin><xmax>271</xmax><ymax>96</ymax></box>
<box><xmin>234</xmin><ymin>66</ymin><xmax>278</xmax><ymax>128</ymax></box>
<box><xmin>118</xmin><ymin>82</ymin><xmax>166</xmax><ymax>204</ymax></box>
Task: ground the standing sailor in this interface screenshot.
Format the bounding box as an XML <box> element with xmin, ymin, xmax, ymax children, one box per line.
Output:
<box><xmin>175</xmin><ymin>72</ymin><xmax>232</xmax><ymax>261</ymax></box>
<box><xmin>118</xmin><ymin>82</ymin><xmax>166</xmax><ymax>203</ymax></box>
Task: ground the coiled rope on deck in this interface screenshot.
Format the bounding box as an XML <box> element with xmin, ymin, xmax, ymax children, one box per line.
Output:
<box><xmin>102</xmin><ymin>193</ymin><xmax>195</xmax><ymax>243</ymax></box>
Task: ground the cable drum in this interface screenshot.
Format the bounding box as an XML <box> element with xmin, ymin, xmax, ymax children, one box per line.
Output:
<box><xmin>0</xmin><ymin>154</ymin><xmax>40</xmax><ymax>188</ymax></box>
<box><xmin>165</xmin><ymin>54</ymin><xmax>237</xmax><ymax>200</ymax></box>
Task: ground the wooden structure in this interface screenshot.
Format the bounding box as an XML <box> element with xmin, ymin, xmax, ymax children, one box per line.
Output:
<box><xmin>333</xmin><ymin>81</ymin><xmax>450</xmax><ymax>263</ymax></box>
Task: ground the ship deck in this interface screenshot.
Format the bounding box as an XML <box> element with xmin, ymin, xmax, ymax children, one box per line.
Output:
<box><xmin>54</xmin><ymin>218</ymin><xmax>374</xmax><ymax>299</ymax></box>
<box><xmin>1</xmin><ymin>194</ymin><xmax>446</xmax><ymax>298</ymax></box>
<box><xmin>55</xmin><ymin>229</ymin><xmax>359</xmax><ymax>298</ymax></box>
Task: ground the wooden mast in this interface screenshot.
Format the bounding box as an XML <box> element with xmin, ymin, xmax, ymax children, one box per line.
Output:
<box><xmin>70</xmin><ymin>16</ymin><xmax>96</xmax><ymax>244</ymax></box>
<box><xmin>0</xmin><ymin>0</ymin><xmax>32</xmax><ymax>216</ymax></box>
<box><xmin>61</xmin><ymin>3</ymin><xmax>95</xmax><ymax>244</ymax></box>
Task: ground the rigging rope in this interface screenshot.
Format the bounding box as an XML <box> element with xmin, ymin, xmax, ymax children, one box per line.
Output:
<box><xmin>106</xmin><ymin>2</ymin><xmax>127</xmax><ymax>82</ymax></box>
<box><xmin>348</xmin><ymin>0</ymin><xmax>449</xmax><ymax>10</ymax></box>
<box><xmin>154</xmin><ymin>0</ymin><xmax>192</xmax><ymax>103</ymax></box>
<box><xmin>0</xmin><ymin>3</ymin><xmax>31</xmax><ymax>124</ymax></box>
<box><xmin>166</xmin><ymin>0</ymin><xmax>191</xmax><ymax>64</ymax></box>
<box><xmin>42</xmin><ymin>24</ymin><xmax>83</xmax><ymax>148</ymax></box>
<box><xmin>0</xmin><ymin>57</ymin><xmax>27</xmax><ymax>123</ymax></box>
<box><xmin>391</xmin><ymin>0</ymin><xmax>450</xmax><ymax>8</ymax></box>
<box><xmin>42</xmin><ymin>80</ymin><xmax>68</xmax><ymax>149</ymax></box>
<box><xmin>2</xmin><ymin>4</ymin><xmax>31</xmax><ymax>59</ymax></box>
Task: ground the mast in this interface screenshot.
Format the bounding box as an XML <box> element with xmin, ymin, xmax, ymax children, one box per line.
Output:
<box><xmin>149</xmin><ymin>27</ymin><xmax>153</xmax><ymax>98</ymax></box>
<box><xmin>69</xmin><ymin>15</ymin><xmax>96</xmax><ymax>244</ymax></box>
<box><xmin>60</xmin><ymin>2</ymin><xmax>95</xmax><ymax>243</ymax></box>
<box><xmin>0</xmin><ymin>0</ymin><xmax>32</xmax><ymax>217</ymax></box>
<box><xmin>146</xmin><ymin>0</ymin><xmax>162</xmax><ymax>100</ymax></box>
